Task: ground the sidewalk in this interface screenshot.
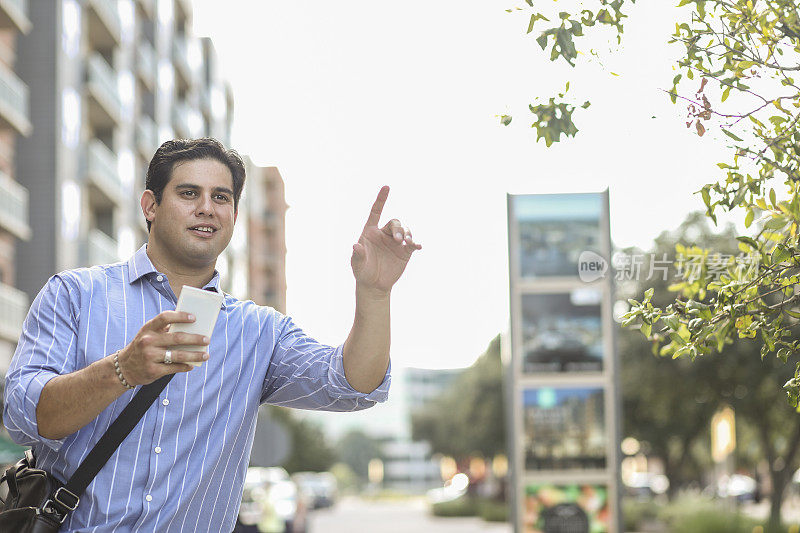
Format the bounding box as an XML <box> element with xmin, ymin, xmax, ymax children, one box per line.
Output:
<box><xmin>306</xmin><ymin>495</ymin><xmax>511</xmax><ymax>533</ymax></box>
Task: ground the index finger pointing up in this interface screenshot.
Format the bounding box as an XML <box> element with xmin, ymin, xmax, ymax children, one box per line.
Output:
<box><xmin>365</xmin><ymin>185</ymin><xmax>390</xmax><ymax>228</ymax></box>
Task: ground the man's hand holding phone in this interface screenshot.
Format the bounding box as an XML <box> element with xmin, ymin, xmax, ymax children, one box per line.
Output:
<box><xmin>116</xmin><ymin>311</ymin><xmax>210</xmax><ymax>387</ymax></box>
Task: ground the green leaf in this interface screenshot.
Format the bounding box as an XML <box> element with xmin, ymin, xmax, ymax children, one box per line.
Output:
<box><xmin>701</xmin><ymin>186</ymin><xmax>711</xmax><ymax>209</ymax></box>
<box><xmin>770</xmin><ymin>188</ymin><xmax>777</xmax><ymax>206</ymax></box>
<box><xmin>745</xmin><ymin>208</ymin><xmax>754</xmax><ymax>228</ymax></box>
<box><xmin>736</xmin><ymin>236</ymin><xmax>759</xmax><ymax>249</ymax></box>
<box><xmin>721</xmin><ymin>128</ymin><xmax>743</xmax><ymax>142</ymax></box>
<box><xmin>536</xmin><ymin>34</ymin><xmax>548</xmax><ymax>50</ymax></box>
<box><xmin>764</xmin><ymin>216</ymin><xmax>788</xmax><ymax>230</ymax></box>
<box><xmin>670</xmin><ymin>332</ymin><xmax>688</xmax><ymax>347</ymax></box>
<box><xmin>721</xmin><ymin>86</ymin><xmax>731</xmax><ymax>102</ymax></box>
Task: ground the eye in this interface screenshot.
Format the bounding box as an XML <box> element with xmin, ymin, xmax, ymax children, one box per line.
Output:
<box><xmin>215</xmin><ymin>194</ymin><xmax>230</xmax><ymax>202</ymax></box>
<box><xmin>181</xmin><ymin>190</ymin><xmax>197</xmax><ymax>197</ymax></box>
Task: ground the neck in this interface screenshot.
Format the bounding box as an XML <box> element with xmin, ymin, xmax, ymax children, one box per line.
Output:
<box><xmin>145</xmin><ymin>241</ymin><xmax>217</xmax><ymax>298</ymax></box>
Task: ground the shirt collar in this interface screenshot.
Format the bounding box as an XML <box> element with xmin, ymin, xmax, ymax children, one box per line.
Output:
<box><xmin>126</xmin><ymin>244</ymin><xmax>227</xmax><ymax>307</ymax></box>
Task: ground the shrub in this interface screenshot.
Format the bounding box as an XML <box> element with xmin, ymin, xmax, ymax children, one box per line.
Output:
<box><xmin>431</xmin><ymin>496</ymin><xmax>479</xmax><ymax>517</ymax></box>
<box><xmin>670</xmin><ymin>509</ymin><xmax>762</xmax><ymax>533</ymax></box>
<box><xmin>478</xmin><ymin>499</ymin><xmax>509</xmax><ymax>522</ymax></box>
<box><xmin>622</xmin><ymin>499</ymin><xmax>661</xmax><ymax>531</ymax></box>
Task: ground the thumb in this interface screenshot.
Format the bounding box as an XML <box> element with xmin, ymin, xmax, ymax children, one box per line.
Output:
<box><xmin>351</xmin><ymin>242</ymin><xmax>367</xmax><ymax>269</ymax></box>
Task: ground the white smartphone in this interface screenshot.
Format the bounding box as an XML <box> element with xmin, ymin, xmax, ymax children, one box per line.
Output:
<box><xmin>169</xmin><ymin>285</ymin><xmax>224</xmax><ymax>367</ymax></box>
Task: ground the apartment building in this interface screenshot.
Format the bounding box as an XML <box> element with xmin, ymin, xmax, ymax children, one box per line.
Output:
<box><xmin>0</xmin><ymin>0</ymin><xmax>32</xmax><ymax>377</ymax></box>
<box><xmin>13</xmin><ymin>0</ymin><xmax>234</xmax><ymax>303</ymax></box>
<box><xmin>2</xmin><ymin>0</ymin><xmax>236</xmax><ymax>375</ymax></box>
<box><xmin>245</xmin><ymin>160</ymin><xmax>287</xmax><ymax>313</ymax></box>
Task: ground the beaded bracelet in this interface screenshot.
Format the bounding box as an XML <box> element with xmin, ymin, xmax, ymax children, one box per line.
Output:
<box><xmin>113</xmin><ymin>351</ymin><xmax>135</xmax><ymax>390</ymax></box>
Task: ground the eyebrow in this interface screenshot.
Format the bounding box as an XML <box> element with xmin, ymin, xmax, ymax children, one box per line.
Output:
<box><xmin>174</xmin><ymin>183</ymin><xmax>234</xmax><ymax>197</ymax></box>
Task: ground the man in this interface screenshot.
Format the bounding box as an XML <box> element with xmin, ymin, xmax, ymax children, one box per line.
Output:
<box><xmin>3</xmin><ymin>138</ymin><xmax>421</xmax><ymax>531</ymax></box>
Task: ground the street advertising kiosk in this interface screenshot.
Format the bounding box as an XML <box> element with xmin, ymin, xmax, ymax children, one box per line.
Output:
<box><xmin>506</xmin><ymin>191</ymin><xmax>621</xmax><ymax>533</ymax></box>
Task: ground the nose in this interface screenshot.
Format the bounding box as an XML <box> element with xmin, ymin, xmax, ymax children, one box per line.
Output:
<box><xmin>196</xmin><ymin>193</ymin><xmax>215</xmax><ymax>217</ymax></box>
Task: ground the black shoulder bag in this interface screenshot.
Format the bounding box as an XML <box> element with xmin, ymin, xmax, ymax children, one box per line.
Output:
<box><xmin>0</xmin><ymin>374</ymin><xmax>174</xmax><ymax>532</ymax></box>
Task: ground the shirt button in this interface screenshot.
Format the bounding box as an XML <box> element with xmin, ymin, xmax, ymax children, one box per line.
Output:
<box><xmin>145</xmin><ymin>495</ymin><xmax>153</xmax><ymax>502</ymax></box>
<box><xmin>156</xmin><ymin>275</ymin><xmax>164</xmax><ymax>282</ymax></box>
<box><xmin>162</xmin><ymin>399</ymin><xmax>169</xmax><ymax>406</ymax></box>
<box><xmin>155</xmin><ymin>447</ymin><xmax>161</xmax><ymax>454</ymax></box>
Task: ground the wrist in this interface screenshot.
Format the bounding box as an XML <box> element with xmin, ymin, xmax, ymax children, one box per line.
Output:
<box><xmin>109</xmin><ymin>351</ymin><xmax>136</xmax><ymax>390</ymax></box>
<box><xmin>355</xmin><ymin>283</ymin><xmax>390</xmax><ymax>302</ymax></box>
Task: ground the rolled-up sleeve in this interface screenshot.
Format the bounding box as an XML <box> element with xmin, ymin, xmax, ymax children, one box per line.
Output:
<box><xmin>3</xmin><ymin>275</ymin><xmax>78</xmax><ymax>451</ymax></box>
<box><xmin>260</xmin><ymin>312</ymin><xmax>391</xmax><ymax>411</ymax></box>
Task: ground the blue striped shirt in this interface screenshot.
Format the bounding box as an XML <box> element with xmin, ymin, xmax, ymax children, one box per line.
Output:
<box><xmin>3</xmin><ymin>244</ymin><xmax>390</xmax><ymax>532</ymax></box>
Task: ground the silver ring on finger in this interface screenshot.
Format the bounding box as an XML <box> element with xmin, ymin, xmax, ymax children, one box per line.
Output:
<box><xmin>163</xmin><ymin>350</ymin><xmax>173</xmax><ymax>365</ymax></box>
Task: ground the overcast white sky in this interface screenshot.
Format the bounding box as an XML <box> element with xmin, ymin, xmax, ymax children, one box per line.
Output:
<box><xmin>190</xmin><ymin>1</ymin><xmax>735</xmax><ymax>370</ymax></box>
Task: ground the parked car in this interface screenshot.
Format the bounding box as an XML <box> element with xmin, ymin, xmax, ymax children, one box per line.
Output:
<box><xmin>426</xmin><ymin>473</ymin><xmax>469</xmax><ymax>505</ymax></box>
<box><xmin>292</xmin><ymin>471</ymin><xmax>338</xmax><ymax>510</ymax></box>
<box><xmin>235</xmin><ymin>467</ymin><xmax>308</xmax><ymax>533</ymax></box>
<box><xmin>716</xmin><ymin>474</ymin><xmax>757</xmax><ymax>503</ymax></box>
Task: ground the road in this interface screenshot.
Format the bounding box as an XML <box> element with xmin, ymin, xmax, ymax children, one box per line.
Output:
<box><xmin>306</xmin><ymin>496</ymin><xmax>512</xmax><ymax>533</ymax></box>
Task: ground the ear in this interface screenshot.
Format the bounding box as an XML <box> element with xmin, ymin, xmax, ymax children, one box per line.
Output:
<box><xmin>141</xmin><ymin>190</ymin><xmax>157</xmax><ymax>225</ymax></box>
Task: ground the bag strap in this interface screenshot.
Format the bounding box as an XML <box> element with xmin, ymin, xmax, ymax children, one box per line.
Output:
<box><xmin>59</xmin><ymin>374</ymin><xmax>175</xmax><ymax>505</ymax></box>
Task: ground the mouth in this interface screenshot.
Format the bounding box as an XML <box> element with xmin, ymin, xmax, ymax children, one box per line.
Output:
<box><xmin>188</xmin><ymin>225</ymin><xmax>217</xmax><ymax>238</ymax></box>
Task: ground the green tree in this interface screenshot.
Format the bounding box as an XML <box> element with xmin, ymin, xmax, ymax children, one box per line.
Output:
<box><xmin>335</xmin><ymin>429</ymin><xmax>383</xmax><ymax>484</ymax></box>
<box><xmin>269</xmin><ymin>406</ymin><xmax>337</xmax><ymax>474</ymax></box>
<box><xmin>411</xmin><ymin>335</ymin><xmax>506</xmax><ymax>460</ymax></box>
<box><xmin>511</xmin><ymin>0</ymin><xmax>800</xmax><ymax>406</ymax></box>
<box><xmin>619</xmin><ymin>213</ymin><xmax>800</xmax><ymax>529</ymax></box>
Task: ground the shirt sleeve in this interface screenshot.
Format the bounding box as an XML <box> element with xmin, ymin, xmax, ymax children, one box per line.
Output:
<box><xmin>260</xmin><ymin>312</ymin><xmax>391</xmax><ymax>411</ymax></box>
<box><xmin>3</xmin><ymin>275</ymin><xmax>79</xmax><ymax>451</ymax></box>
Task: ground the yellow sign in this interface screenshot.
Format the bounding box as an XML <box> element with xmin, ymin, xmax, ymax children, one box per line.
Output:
<box><xmin>711</xmin><ymin>406</ymin><xmax>736</xmax><ymax>463</ymax></box>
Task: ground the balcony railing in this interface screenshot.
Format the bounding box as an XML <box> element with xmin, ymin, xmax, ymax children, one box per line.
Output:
<box><xmin>87</xmin><ymin>0</ymin><xmax>121</xmax><ymax>46</ymax></box>
<box><xmin>0</xmin><ymin>62</ymin><xmax>29</xmax><ymax>135</ymax></box>
<box><xmin>137</xmin><ymin>0</ymin><xmax>155</xmax><ymax>18</ymax></box>
<box><xmin>172</xmin><ymin>101</ymin><xmax>191</xmax><ymax>138</ymax></box>
<box><xmin>87</xmin><ymin>139</ymin><xmax>122</xmax><ymax>202</ymax></box>
<box><xmin>0</xmin><ymin>281</ymin><xmax>27</xmax><ymax>343</ymax></box>
<box><xmin>87</xmin><ymin>228</ymin><xmax>119</xmax><ymax>267</ymax></box>
<box><xmin>136</xmin><ymin>115</ymin><xmax>157</xmax><ymax>157</ymax></box>
<box><xmin>172</xmin><ymin>37</ymin><xmax>194</xmax><ymax>88</ymax></box>
<box><xmin>87</xmin><ymin>53</ymin><xmax>121</xmax><ymax>124</ymax></box>
<box><xmin>0</xmin><ymin>0</ymin><xmax>31</xmax><ymax>33</ymax></box>
<box><xmin>0</xmin><ymin>171</ymin><xmax>29</xmax><ymax>239</ymax></box>
<box><xmin>136</xmin><ymin>40</ymin><xmax>155</xmax><ymax>86</ymax></box>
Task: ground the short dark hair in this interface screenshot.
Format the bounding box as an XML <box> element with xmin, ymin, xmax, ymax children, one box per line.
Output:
<box><xmin>144</xmin><ymin>138</ymin><xmax>246</xmax><ymax>231</ymax></box>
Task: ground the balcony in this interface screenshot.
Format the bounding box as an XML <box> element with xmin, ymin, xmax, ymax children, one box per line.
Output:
<box><xmin>86</xmin><ymin>53</ymin><xmax>121</xmax><ymax>128</ymax></box>
<box><xmin>136</xmin><ymin>115</ymin><xmax>157</xmax><ymax>158</ymax></box>
<box><xmin>0</xmin><ymin>63</ymin><xmax>30</xmax><ymax>135</ymax></box>
<box><xmin>172</xmin><ymin>37</ymin><xmax>196</xmax><ymax>90</ymax></box>
<box><xmin>137</xmin><ymin>0</ymin><xmax>155</xmax><ymax>19</ymax></box>
<box><xmin>0</xmin><ymin>171</ymin><xmax>30</xmax><ymax>240</ymax></box>
<box><xmin>0</xmin><ymin>0</ymin><xmax>31</xmax><ymax>34</ymax></box>
<box><xmin>0</xmin><ymin>281</ymin><xmax>27</xmax><ymax>343</ymax></box>
<box><xmin>86</xmin><ymin>139</ymin><xmax>122</xmax><ymax>206</ymax></box>
<box><xmin>171</xmin><ymin>100</ymin><xmax>191</xmax><ymax>138</ymax></box>
<box><xmin>136</xmin><ymin>40</ymin><xmax>155</xmax><ymax>89</ymax></box>
<box><xmin>86</xmin><ymin>0</ymin><xmax>121</xmax><ymax>49</ymax></box>
<box><xmin>200</xmin><ymin>87</ymin><xmax>211</xmax><ymax>118</ymax></box>
<box><xmin>87</xmin><ymin>228</ymin><xmax>119</xmax><ymax>267</ymax></box>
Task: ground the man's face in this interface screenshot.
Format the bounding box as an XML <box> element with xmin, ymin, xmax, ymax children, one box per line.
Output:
<box><xmin>141</xmin><ymin>158</ymin><xmax>238</xmax><ymax>268</ymax></box>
